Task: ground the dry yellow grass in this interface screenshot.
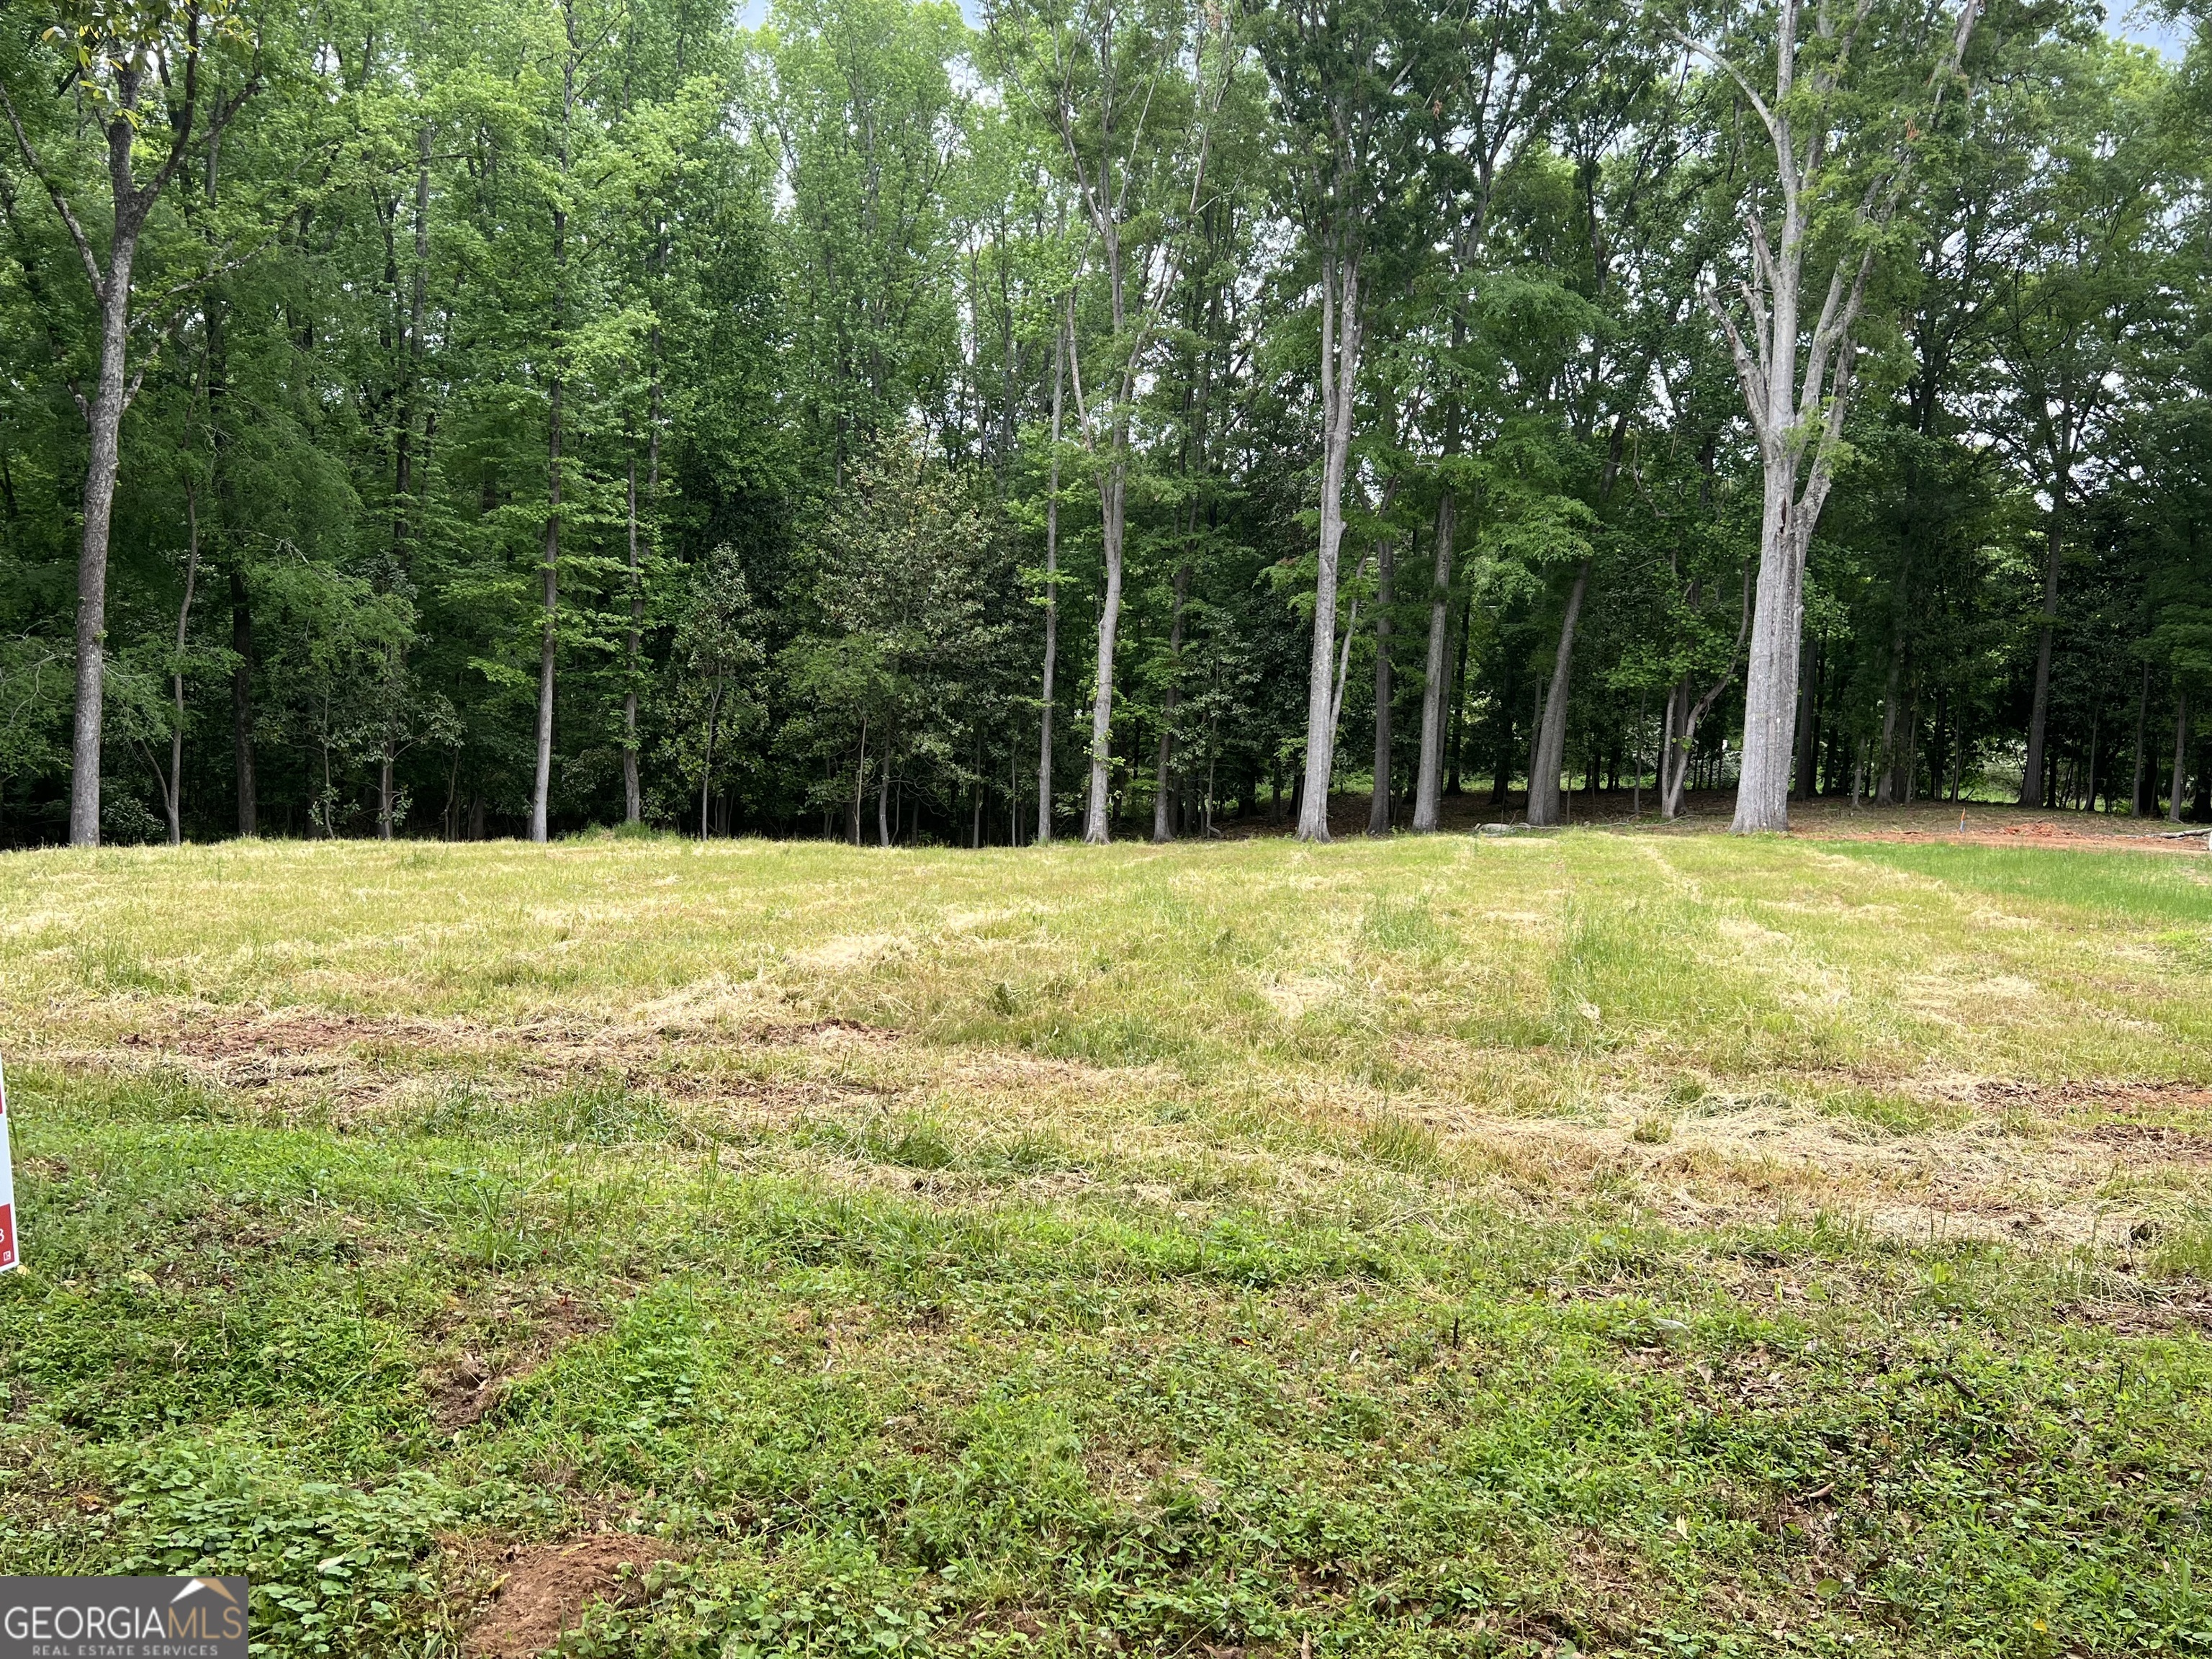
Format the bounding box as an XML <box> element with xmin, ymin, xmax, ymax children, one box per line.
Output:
<box><xmin>4</xmin><ymin>826</ymin><xmax>2208</xmax><ymax>1252</ymax></box>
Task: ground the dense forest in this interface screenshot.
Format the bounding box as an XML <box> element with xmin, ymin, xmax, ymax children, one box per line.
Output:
<box><xmin>1</xmin><ymin>0</ymin><xmax>2207</xmax><ymax>848</ymax></box>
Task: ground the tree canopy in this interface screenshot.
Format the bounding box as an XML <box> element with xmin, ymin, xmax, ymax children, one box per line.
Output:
<box><xmin>1</xmin><ymin>0</ymin><xmax>2206</xmax><ymax>845</ymax></box>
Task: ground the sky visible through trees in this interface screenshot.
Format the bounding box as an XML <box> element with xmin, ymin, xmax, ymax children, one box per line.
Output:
<box><xmin>1</xmin><ymin>0</ymin><xmax>2208</xmax><ymax>848</ymax></box>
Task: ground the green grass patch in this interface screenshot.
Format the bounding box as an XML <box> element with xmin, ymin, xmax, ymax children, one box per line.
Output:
<box><xmin>0</xmin><ymin>833</ymin><xmax>2208</xmax><ymax>1655</ymax></box>
<box><xmin>1834</xmin><ymin>840</ymin><xmax>2212</xmax><ymax>926</ymax></box>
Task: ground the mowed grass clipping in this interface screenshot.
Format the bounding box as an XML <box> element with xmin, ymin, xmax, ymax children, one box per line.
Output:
<box><xmin>0</xmin><ymin>830</ymin><xmax>2208</xmax><ymax>1658</ymax></box>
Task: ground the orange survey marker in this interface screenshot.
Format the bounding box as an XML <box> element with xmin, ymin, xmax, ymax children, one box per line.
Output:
<box><xmin>0</xmin><ymin>1061</ymin><xmax>15</xmax><ymax>1272</ymax></box>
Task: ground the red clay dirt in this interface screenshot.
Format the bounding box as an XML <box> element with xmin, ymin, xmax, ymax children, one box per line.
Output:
<box><xmin>462</xmin><ymin>1535</ymin><xmax>676</xmax><ymax>1658</ymax></box>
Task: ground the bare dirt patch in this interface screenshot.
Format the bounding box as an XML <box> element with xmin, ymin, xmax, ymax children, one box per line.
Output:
<box><xmin>60</xmin><ymin>1003</ymin><xmax>902</xmax><ymax>1125</ymax></box>
<box><xmin>1947</xmin><ymin>1076</ymin><xmax>2212</xmax><ymax>1118</ymax></box>
<box><xmin>116</xmin><ymin>1010</ymin><xmax>442</xmax><ymax>1060</ymax></box>
<box><xmin>109</xmin><ymin>1006</ymin><xmax>902</xmax><ymax>1072</ymax></box>
<box><xmin>462</xmin><ymin>1534</ymin><xmax>676</xmax><ymax>1658</ymax></box>
<box><xmin>2073</xmin><ymin>1121</ymin><xmax>2212</xmax><ymax>1161</ymax></box>
<box><xmin>779</xmin><ymin>1015</ymin><xmax>902</xmax><ymax>1048</ymax></box>
<box><xmin>425</xmin><ymin>1291</ymin><xmax>607</xmax><ymax>1431</ymax></box>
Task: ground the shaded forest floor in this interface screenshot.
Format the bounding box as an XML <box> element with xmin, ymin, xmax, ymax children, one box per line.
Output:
<box><xmin>1</xmin><ymin>831</ymin><xmax>2209</xmax><ymax>1656</ymax></box>
<box><xmin>1232</xmin><ymin>787</ymin><xmax>2211</xmax><ymax>853</ymax></box>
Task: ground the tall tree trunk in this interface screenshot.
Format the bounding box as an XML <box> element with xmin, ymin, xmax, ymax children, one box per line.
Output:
<box><xmin>1794</xmin><ymin>634</ymin><xmax>1822</xmax><ymax>798</ymax></box>
<box><xmin>628</xmin><ymin>166</ymin><xmax>669</xmax><ymax>827</ymax></box>
<box><xmin>163</xmin><ymin>484</ymin><xmax>201</xmax><ymax>845</ymax></box>
<box><xmin>700</xmin><ymin>682</ymin><xmax>723</xmax><ymax>840</ymax></box>
<box><xmin>1071</xmin><ymin>245</ymin><xmax>1128</xmax><ymax>848</ymax></box>
<box><xmin>1298</xmin><ymin>251</ymin><xmax>1362</xmax><ymax>842</ymax></box>
<box><xmin>531</xmin><ymin>15</ymin><xmax>577</xmax><ymax>845</ymax></box>
<box><xmin>230</xmin><ymin>566</ymin><xmax>255</xmax><ymax>834</ymax></box>
<box><xmin>378</xmin><ymin>135</ymin><xmax>431</xmax><ymax>849</ymax></box>
<box><xmin>1927</xmin><ymin>684</ymin><xmax>1947</xmax><ymax>808</ymax></box>
<box><xmin>66</xmin><ymin>217</ymin><xmax>140</xmax><ymax>846</ymax></box>
<box><xmin>1083</xmin><ymin>459</ymin><xmax>1125</xmax><ymax>844</ymax></box>
<box><xmin>1876</xmin><ymin>647</ymin><xmax>1904</xmax><ymax>807</ymax></box>
<box><xmin>2082</xmin><ymin>699</ymin><xmax>2100</xmax><ymax>812</ymax></box>
<box><xmin>533</xmin><ymin>375</ymin><xmax>561</xmax><ymax>843</ymax></box>
<box><xmin>1732</xmin><ymin>438</ymin><xmax>1825</xmax><ymax>834</ymax></box>
<box><xmin>1067</xmin><ymin>202</ymin><xmax>1138</xmax><ymax>849</ymax></box>
<box><xmin>878</xmin><ymin>747</ymin><xmax>893</xmax><ymax>847</ymax></box>
<box><xmin>2170</xmin><ymin>688</ymin><xmax>2190</xmax><ymax>825</ymax></box>
<box><xmin>1152</xmin><ymin>560</ymin><xmax>1189</xmax><ymax>842</ymax></box>
<box><xmin>2130</xmin><ymin>661</ymin><xmax>2152</xmax><ymax>817</ymax></box>
<box><xmin>1326</xmin><ymin>557</ymin><xmax>1373</xmax><ymax>765</ymax></box>
<box><xmin>1717</xmin><ymin>0</ymin><xmax>1979</xmax><ymax>832</ymax></box>
<box><xmin>1414</xmin><ymin>272</ymin><xmax>1471</xmax><ymax>828</ymax></box>
<box><xmin>1038</xmin><ymin>319</ymin><xmax>1064</xmax><ymax>844</ymax></box>
<box><xmin>1901</xmin><ymin>688</ymin><xmax>1921</xmax><ymax>804</ymax></box>
<box><xmin>1053</xmin><ymin>27</ymin><xmax>1215</xmax><ymax>846</ymax></box>
<box><xmin>394</xmin><ymin>121</ymin><xmax>431</xmax><ymax>562</ymax></box>
<box><xmin>4</xmin><ymin>78</ymin><xmax>159</xmax><ymax>844</ymax></box>
<box><xmin>1525</xmin><ymin>558</ymin><xmax>1591</xmax><ymax>827</ymax></box>
<box><xmin>1412</xmin><ymin>493</ymin><xmax>1455</xmax><ymax>831</ymax></box>
<box><xmin>5</xmin><ymin>45</ymin><xmax>251</xmax><ymax>843</ymax></box>
<box><xmin>2019</xmin><ymin>496</ymin><xmax>2063</xmax><ymax>807</ymax></box>
<box><xmin>1632</xmin><ymin>689</ymin><xmax>1646</xmax><ymax>817</ymax></box>
<box><xmin>624</xmin><ymin>453</ymin><xmax>643</xmax><ymax>823</ymax></box>
<box><xmin>1367</xmin><ymin>536</ymin><xmax>1394</xmax><ymax>835</ymax></box>
<box><xmin>1661</xmin><ymin>676</ymin><xmax>1686</xmax><ymax>819</ymax></box>
<box><xmin>202</xmin><ymin>120</ymin><xmax>255</xmax><ymax>838</ymax></box>
<box><xmin>1452</xmin><ymin>593</ymin><xmax>1475</xmax><ymax>800</ymax></box>
<box><xmin>850</xmin><ymin>718</ymin><xmax>868</xmax><ymax>847</ymax></box>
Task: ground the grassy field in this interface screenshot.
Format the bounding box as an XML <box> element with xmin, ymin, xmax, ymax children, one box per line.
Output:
<box><xmin>1</xmin><ymin>825</ymin><xmax>2209</xmax><ymax>1657</ymax></box>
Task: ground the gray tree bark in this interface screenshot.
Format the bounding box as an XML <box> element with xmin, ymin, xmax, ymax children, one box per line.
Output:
<box><xmin>628</xmin><ymin>183</ymin><xmax>670</xmax><ymax>826</ymax></box>
<box><xmin>1153</xmin><ymin>559</ymin><xmax>1190</xmax><ymax>842</ymax></box>
<box><xmin>1525</xmin><ymin>558</ymin><xmax>1590</xmax><ymax>827</ymax></box>
<box><xmin>2</xmin><ymin>34</ymin><xmax>256</xmax><ymax>842</ymax></box>
<box><xmin>5</xmin><ymin>93</ymin><xmax>150</xmax><ymax>846</ymax></box>
<box><xmin>2129</xmin><ymin>662</ymin><xmax>2151</xmax><ymax>817</ymax></box>
<box><xmin>1082</xmin><ymin>455</ymin><xmax>1125</xmax><ymax>844</ymax></box>
<box><xmin>1298</xmin><ymin>251</ymin><xmax>1363</xmax><ymax>843</ymax></box>
<box><xmin>2019</xmin><ymin>498</ymin><xmax>2064</xmax><ymax>806</ymax></box>
<box><xmin>1367</xmin><ymin>536</ymin><xmax>1395</xmax><ymax>835</ymax></box>
<box><xmin>155</xmin><ymin>484</ymin><xmax>202</xmax><ymax>845</ymax></box>
<box><xmin>204</xmin><ymin>135</ymin><xmax>256</xmax><ymax>837</ymax></box>
<box><xmin>1691</xmin><ymin>0</ymin><xmax>1979</xmax><ymax>833</ymax></box>
<box><xmin>1411</xmin><ymin>493</ymin><xmax>1455</xmax><ymax>831</ymax></box>
<box><xmin>531</xmin><ymin>9</ymin><xmax>578</xmax><ymax>845</ymax></box>
<box><xmin>69</xmin><ymin>243</ymin><xmax>136</xmax><ymax>845</ymax></box>
<box><xmin>1037</xmin><ymin>319</ymin><xmax>1065</xmax><ymax>843</ymax></box>
<box><xmin>230</xmin><ymin>566</ymin><xmax>255</xmax><ymax>835</ymax></box>
<box><xmin>2170</xmin><ymin>688</ymin><xmax>2190</xmax><ymax>825</ymax></box>
<box><xmin>1046</xmin><ymin>28</ymin><xmax>1218</xmax><ymax>846</ymax></box>
<box><xmin>624</xmin><ymin>454</ymin><xmax>643</xmax><ymax>824</ymax></box>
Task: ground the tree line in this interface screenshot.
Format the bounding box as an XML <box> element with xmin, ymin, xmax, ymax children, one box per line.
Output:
<box><xmin>1</xmin><ymin>0</ymin><xmax>2207</xmax><ymax>849</ymax></box>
